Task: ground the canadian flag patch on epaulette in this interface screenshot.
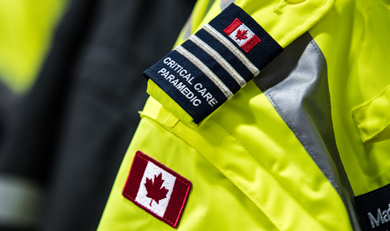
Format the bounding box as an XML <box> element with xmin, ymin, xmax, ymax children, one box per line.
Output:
<box><xmin>122</xmin><ymin>151</ymin><xmax>191</xmax><ymax>228</ymax></box>
<box><xmin>223</xmin><ymin>18</ymin><xmax>262</xmax><ymax>53</ymax></box>
<box><xmin>143</xmin><ymin>3</ymin><xmax>283</xmax><ymax>124</ymax></box>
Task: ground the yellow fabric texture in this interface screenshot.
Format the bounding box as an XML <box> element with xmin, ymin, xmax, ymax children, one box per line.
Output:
<box><xmin>99</xmin><ymin>90</ymin><xmax>351</xmax><ymax>230</ymax></box>
<box><xmin>99</xmin><ymin>0</ymin><xmax>390</xmax><ymax>230</ymax></box>
<box><xmin>0</xmin><ymin>0</ymin><xmax>66</xmax><ymax>93</ymax></box>
<box><xmin>94</xmin><ymin>0</ymin><xmax>372</xmax><ymax>231</ymax></box>
<box><xmin>352</xmin><ymin>85</ymin><xmax>390</xmax><ymax>144</ymax></box>
<box><xmin>309</xmin><ymin>0</ymin><xmax>390</xmax><ymax>196</ymax></box>
<box><xmin>148</xmin><ymin>0</ymin><xmax>336</xmax><ymax>126</ymax></box>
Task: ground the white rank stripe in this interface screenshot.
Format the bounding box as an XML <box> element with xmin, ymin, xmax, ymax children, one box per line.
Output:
<box><xmin>203</xmin><ymin>24</ymin><xmax>260</xmax><ymax>77</ymax></box>
<box><xmin>176</xmin><ymin>45</ymin><xmax>233</xmax><ymax>99</ymax></box>
<box><xmin>189</xmin><ymin>35</ymin><xmax>247</xmax><ymax>88</ymax></box>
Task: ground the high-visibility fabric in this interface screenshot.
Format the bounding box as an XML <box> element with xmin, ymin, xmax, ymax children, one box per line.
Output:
<box><xmin>0</xmin><ymin>0</ymin><xmax>196</xmax><ymax>230</ymax></box>
<box><xmin>0</xmin><ymin>0</ymin><xmax>66</xmax><ymax>93</ymax></box>
<box><xmin>98</xmin><ymin>0</ymin><xmax>390</xmax><ymax>230</ymax></box>
<box><xmin>310</xmin><ymin>0</ymin><xmax>390</xmax><ymax>197</ymax></box>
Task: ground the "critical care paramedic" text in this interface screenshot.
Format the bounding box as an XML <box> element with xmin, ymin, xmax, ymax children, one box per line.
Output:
<box><xmin>157</xmin><ymin>57</ymin><xmax>218</xmax><ymax>107</ymax></box>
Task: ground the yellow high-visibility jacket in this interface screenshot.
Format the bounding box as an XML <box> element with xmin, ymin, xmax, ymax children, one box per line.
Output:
<box><xmin>98</xmin><ymin>0</ymin><xmax>390</xmax><ymax>230</ymax></box>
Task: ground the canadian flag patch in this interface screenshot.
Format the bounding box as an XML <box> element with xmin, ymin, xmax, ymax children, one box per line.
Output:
<box><xmin>223</xmin><ymin>18</ymin><xmax>262</xmax><ymax>53</ymax></box>
<box><xmin>122</xmin><ymin>151</ymin><xmax>191</xmax><ymax>228</ymax></box>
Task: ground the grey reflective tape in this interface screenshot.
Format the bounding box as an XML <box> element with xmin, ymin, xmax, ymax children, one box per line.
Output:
<box><xmin>0</xmin><ymin>175</ymin><xmax>43</xmax><ymax>228</ymax></box>
<box><xmin>253</xmin><ymin>33</ymin><xmax>361</xmax><ymax>231</ymax></box>
<box><xmin>203</xmin><ymin>24</ymin><xmax>260</xmax><ymax>76</ymax></box>
<box><xmin>189</xmin><ymin>35</ymin><xmax>247</xmax><ymax>88</ymax></box>
<box><xmin>176</xmin><ymin>45</ymin><xmax>233</xmax><ymax>99</ymax></box>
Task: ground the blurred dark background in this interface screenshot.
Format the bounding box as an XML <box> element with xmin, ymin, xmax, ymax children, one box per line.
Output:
<box><xmin>0</xmin><ymin>0</ymin><xmax>196</xmax><ymax>230</ymax></box>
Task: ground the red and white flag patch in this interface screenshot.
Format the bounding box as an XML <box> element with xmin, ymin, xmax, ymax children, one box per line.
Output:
<box><xmin>122</xmin><ymin>151</ymin><xmax>191</xmax><ymax>228</ymax></box>
<box><xmin>223</xmin><ymin>18</ymin><xmax>262</xmax><ymax>53</ymax></box>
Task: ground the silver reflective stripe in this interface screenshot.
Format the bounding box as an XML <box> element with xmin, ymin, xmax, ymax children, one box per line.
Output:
<box><xmin>189</xmin><ymin>35</ymin><xmax>247</xmax><ymax>88</ymax></box>
<box><xmin>202</xmin><ymin>24</ymin><xmax>260</xmax><ymax>77</ymax></box>
<box><xmin>0</xmin><ymin>175</ymin><xmax>43</xmax><ymax>228</ymax></box>
<box><xmin>253</xmin><ymin>33</ymin><xmax>361</xmax><ymax>231</ymax></box>
<box><xmin>175</xmin><ymin>45</ymin><xmax>233</xmax><ymax>99</ymax></box>
<box><xmin>221</xmin><ymin>0</ymin><xmax>236</xmax><ymax>10</ymax></box>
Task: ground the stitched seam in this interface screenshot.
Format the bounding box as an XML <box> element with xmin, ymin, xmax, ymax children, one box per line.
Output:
<box><xmin>135</xmin><ymin>154</ymin><xmax>190</xmax><ymax>188</ymax></box>
<box><xmin>141</xmin><ymin>115</ymin><xmax>281</xmax><ymax>231</ymax></box>
<box><xmin>150</xmin><ymin>77</ymin><xmax>199</xmax><ymax>123</ymax></box>
<box><xmin>360</xmin><ymin>122</ymin><xmax>390</xmax><ymax>143</ymax></box>
<box><xmin>312</xmin><ymin>40</ymin><xmax>350</xmax><ymax>194</ymax></box>
<box><xmin>352</xmin><ymin>85</ymin><xmax>390</xmax><ymax>143</ymax></box>
<box><xmin>279</xmin><ymin>0</ymin><xmax>328</xmax><ymax>45</ymax></box>
<box><xmin>261</xmin><ymin>39</ymin><xmax>349</xmax><ymax>230</ymax></box>
<box><xmin>123</xmin><ymin>190</ymin><xmax>175</xmax><ymax>226</ymax></box>
<box><xmin>310</xmin><ymin>39</ymin><xmax>339</xmax><ymax>175</ymax></box>
<box><xmin>175</xmin><ymin>126</ymin><xmax>282</xmax><ymax>231</ymax></box>
<box><xmin>311</xmin><ymin>40</ymin><xmax>358</xmax><ymax>228</ymax></box>
<box><xmin>123</xmin><ymin>154</ymin><xmax>189</xmax><ymax>226</ymax></box>
<box><xmin>352</xmin><ymin>111</ymin><xmax>368</xmax><ymax>143</ymax></box>
<box><xmin>210</xmin><ymin>118</ymin><xmax>327</xmax><ymax>231</ymax></box>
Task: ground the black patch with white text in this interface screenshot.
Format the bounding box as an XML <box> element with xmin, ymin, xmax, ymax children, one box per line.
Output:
<box><xmin>144</xmin><ymin>3</ymin><xmax>282</xmax><ymax>124</ymax></box>
<box><xmin>355</xmin><ymin>183</ymin><xmax>390</xmax><ymax>231</ymax></box>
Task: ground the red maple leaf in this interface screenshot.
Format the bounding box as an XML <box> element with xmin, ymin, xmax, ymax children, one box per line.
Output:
<box><xmin>235</xmin><ymin>29</ymin><xmax>248</xmax><ymax>40</ymax></box>
<box><xmin>144</xmin><ymin>173</ymin><xmax>169</xmax><ymax>206</ymax></box>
